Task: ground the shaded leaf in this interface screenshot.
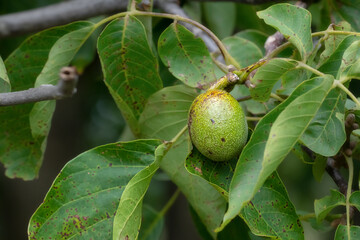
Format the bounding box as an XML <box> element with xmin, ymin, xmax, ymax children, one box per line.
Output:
<box><xmin>349</xmin><ymin>191</ymin><xmax>360</xmax><ymax>212</ymax></box>
<box><xmin>138</xmin><ymin>205</ymin><xmax>164</xmax><ymax>240</ymax></box>
<box><xmin>30</xmin><ymin>22</ymin><xmax>95</xmax><ymax>139</ymax></box>
<box><xmin>339</xmin><ymin>40</ymin><xmax>360</xmax><ymax>76</ymax></box>
<box><xmin>312</xmin><ymin>154</ymin><xmax>328</xmax><ymax>182</ymax></box>
<box><xmin>98</xmin><ymin>15</ymin><xmax>163</xmax><ymax>136</ymax></box>
<box><xmin>257</xmin><ymin>3</ymin><xmax>312</xmax><ymax>60</ymax></box>
<box><xmin>241</xmin><ymin>173</ymin><xmax>304</xmax><ymax>239</ymax></box>
<box><xmin>139</xmin><ymin>85</ymin><xmax>197</xmax><ymax>140</ymax></box>
<box><xmin>161</xmin><ymin>135</ymin><xmax>226</xmax><ymax>239</ymax></box>
<box><xmin>331</xmin><ymin>0</ymin><xmax>360</xmax><ymax>32</ymax></box>
<box><xmin>158</xmin><ymin>23</ymin><xmax>216</xmax><ymax>88</ymax></box>
<box><xmin>314</xmin><ymin>189</ymin><xmax>345</xmax><ymax>222</ymax></box>
<box><xmin>28</xmin><ymin>139</ymin><xmax>162</xmax><ymax>239</ymax></box>
<box><xmin>223</xmin><ymin>36</ymin><xmax>263</xmax><ymax>68</ymax></box>
<box><xmin>0</xmin><ymin>56</ymin><xmax>10</xmax><ymax>93</ymax></box>
<box><xmin>235</xmin><ymin>30</ymin><xmax>268</xmax><ymax>55</ymax></box>
<box><xmin>0</xmin><ymin>21</ymin><xmax>93</xmax><ymax>180</ymax></box>
<box><xmin>220</xmin><ymin>76</ymin><xmax>333</xmax><ymax>230</ymax></box>
<box><xmin>334</xmin><ymin>224</ymin><xmax>360</xmax><ymax>240</ymax></box>
<box><xmin>185</xmin><ymin>147</ymin><xmax>304</xmax><ymax>239</ymax></box>
<box><xmin>301</xmin><ymin>87</ymin><xmax>346</xmax><ymax>156</ymax></box>
<box><xmin>203</xmin><ymin>2</ymin><xmax>236</xmax><ymax>39</ymax></box>
<box><xmin>113</xmin><ymin>143</ymin><xmax>167</xmax><ymax>240</ymax></box>
<box><xmin>250</xmin><ymin>58</ymin><xmax>297</xmax><ymax>102</ymax></box>
<box><xmin>342</xmin><ymin>56</ymin><xmax>360</xmax><ymax>81</ymax></box>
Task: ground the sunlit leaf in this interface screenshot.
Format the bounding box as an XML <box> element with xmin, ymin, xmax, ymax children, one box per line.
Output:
<box><xmin>301</xmin><ymin>87</ymin><xmax>346</xmax><ymax>156</ymax></box>
<box><xmin>257</xmin><ymin>3</ymin><xmax>312</xmax><ymax>60</ymax></box>
<box><xmin>139</xmin><ymin>85</ymin><xmax>197</xmax><ymax>140</ymax></box>
<box><xmin>98</xmin><ymin>15</ymin><xmax>163</xmax><ymax>136</ymax></box>
<box><xmin>250</xmin><ymin>58</ymin><xmax>297</xmax><ymax>102</ymax></box>
<box><xmin>28</xmin><ymin>139</ymin><xmax>162</xmax><ymax>239</ymax></box>
<box><xmin>158</xmin><ymin>23</ymin><xmax>216</xmax><ymax>88</ymax></box>
<box><xmin>220</xmin><ymin>76</ymin><xmax>333</xmax><ymax>230</ymax></box>
<box><xmin>113</xmin><ymin>143</ymin><xmax>167</xmax><ymax>240</ymax></box>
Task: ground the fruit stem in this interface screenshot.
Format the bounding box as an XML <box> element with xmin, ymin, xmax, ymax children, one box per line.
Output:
<box><xmin>334</xmin><ymin>80</ymin><xmax>360</xmax><ymax>108</ymax></box>
<box><xmin>270</xmin><ymin>93</ymin><xmax>284</xmax><ymax>102</ymax></box>
<box><xmin>344</xmin><ymin>154</ymin><xmax>354</xmax><ymax>238</ymax></box>
<box><xmin>246</xmin><ymin>116</ymin><xmax>262</xmax><ymax>121</ymax></box>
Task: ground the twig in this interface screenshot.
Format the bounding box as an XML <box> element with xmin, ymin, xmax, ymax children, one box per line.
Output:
<box><xmin>190</xmin><ymin>0</ymin><xmax>283</xmax><ymax>3</ymax></box>
<box><xmin>0</xmin><ymin>67</ymin><xmax>79</xmax><ymax>106</ymax></box>
<box><xmin>0</xmin><ymin>0</ymin><xmax>128</xmax><ymax>38</ymax></box>
<box><xmin>155</xmin><ymin>0</ymin><xmax>217</xmax><ymax>52</ymax></box>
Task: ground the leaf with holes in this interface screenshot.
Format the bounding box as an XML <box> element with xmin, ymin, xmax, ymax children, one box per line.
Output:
<box><xmin>113</xmin><ymin>143</ymin><xmax>168</xmax><ymax>240</ymax></box>
<box><xmin>250</xmin><ymin>58</ymin><xmax>297</xmax><ymax>102</ymax></box>
<box><xmin>0</xmin><ymin>56</ymin><xmax>10</xmax><ymax>93</ymax></box>
<box><xmin>0</xmin><ymin>21</ymin><xmax>93</xmax><ymax>180</ymax></box>
<box><xmin>158</xmin><ymin>23</ymin><xmax>216</xmax><ymax>89</ymax></box>
<box><xmin>98</xmin><ymin>15</ymin><xmax>163</xmax><ymax>136</ymax></box>
<box><xmin>28</xmin><ymin>139</ymin><xmax>162</xmax><ymax>240</ymax></box>
<box><xmin>219</xmin><ymin>76</ymin><xmax>333</xmax><ymax>231</ymax></box>
<box><xmin>314</xmin><ymin>189</ymin><xmax>345</xmax><ymax>222</ymax></box>
<box><xmin>257</xmin><ymin>3</ymin><xmax>312</xmax><ymax>60</ymax></box>
<box><xmin>139</xmin><ymin>85</ymin><xmax>197</xmax><ymax>140</ymax></box>
<box><xmin>222</xmin><ymin>36</ymin><xmax>263</xmax><ymax>68</ymax></box>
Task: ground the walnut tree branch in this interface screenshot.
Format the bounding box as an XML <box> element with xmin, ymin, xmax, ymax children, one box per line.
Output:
<box><xmin>0</xmin><ymin>0</ymin><xmax>128</xmax><ymax>38</ymax></box>
<box><xmin>0</xmin><ymin>67</ymin><xmax>78</xmax><ymax>106</ymax></box>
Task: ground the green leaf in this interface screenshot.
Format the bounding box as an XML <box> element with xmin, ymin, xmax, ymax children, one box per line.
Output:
<box><xmin>342</xmin><ymin>55</ymin><xmax>360</xmax><ymax>81</ymax></box>
<box><xmin>0</xmin><ymin>56</ymin><xmax>10</xmax><ymax>93</ymax></box>
<box><xmin>257</xmin><ymin>3</ymin><xmax>313</xmax><ymax>60</ymax></box>
<box><xmin>185</xmin><ymin>146</ymin><xmax>236</xmax><ymax>198</ymax></box>
<box><xmin>314</xmin><ymin>189</ymin><xmax>345</xmax><ymax>222</ymax></box>
<box><xmin>241</xmin><ymin>173</ymin><xmax>304</xmax><ymax>239</ymax></box>
<box><xmin>223</xmin><ymin>36</ymin><xmax>263</xmax><ymax>68</ymax></box>
<box><xmin>185</xmin><ymin>147</ymin><xmax>304</xmax><ymax>239</ymax></box>
<box><xmin>161</xmin><ymin>135</ymin><xmax>226</xmax><ymax>239</ymax></box>
<box><xmin>0</xmin><ymin>21</ymin><xmax>93</xmax><ymax>180</ymax></box>
<box><xmin>113</xmin><ymin>143</ymin><xmax>167</xmax><ymax>240</ymax></box>
<box><xmin>203</xmin><ymin>2</ymin><xmax>236</xmax><ymax>39</ymax></box>
<box><xmin>250</xmin><ymin>58</ymin><xmax>297</xmax><ymax>102</ymax></box>
<box><xmin>138</xmin><ymin>205</ymin><xmax>164</xmax><ymax>240</ymax></box>
<box><xmin>334</xmin><ymin>224</ymin><xmax>360</xmax><ymax>240</ymax></box>
<box><xmin>30</xmin><ymin>22</ymin><xmax>95</xmax><ymax>139</ymax></box>
<box><xmin>331</xmin><ymin>0</ymin><xmax>360</xmax><ymax>32</ymax></box>
<box><xmin>158</xmin><ymin>23</ymin><xmax>216</xmax><ymax>88</ymax></box>
<box><xmin>339</xmin><ymin>40</ymin><xmax>360</xmax><ymax>76</ymax></box>
<box><xmin>349</xmin><ymin>191</ymin><xmax>360</xmax><ymax>211</ymax></box>
<box><xmin>312</xmin><ymin>154</ymin><xmax>328</xmax><ymax>182</ymax></box>
<box><xmin>235</xmin><ymin>30</ymin><xmax>268</xmax><ymax>55</ymax></box>
<box><xmin>98</xmin><ymin>15</ymin><xmax>163</xmax><ymax>136</ymax></box>
<box><xmin>139</xmin><ymin>85</ymin><xmax>197</xmax><ymax>140</ymax></box>
<box><xmin>28</xmin><ymin>139</ymin><xmax>162</xmax><ymax>239</ymax></box>
<box><xmin>317</xmin><ymin>35</ymin><xmax>360</xmax><ymax>78</ymax></box>
<box><xmin>301</xmin><ymin>87</ymin><xmax>346</xmax><ymax>156</ymax></box>
<box><xmin>220</xmin><ymin>76</ymin><xmax>333</xmax><ymax>230</ymax></box>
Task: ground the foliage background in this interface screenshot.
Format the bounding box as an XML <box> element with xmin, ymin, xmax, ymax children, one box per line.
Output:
<box><xmin>1</xmin><ymin>0</ymin><xmax>360</xmax><ymax>239</ymax></box>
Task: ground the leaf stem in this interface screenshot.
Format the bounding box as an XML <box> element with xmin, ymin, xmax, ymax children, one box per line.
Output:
<box><xmin>334</xmin><ymin>80</ymin><xmax>360</xmax><ymax>108</ymax></box>
<box><xmin>296</xmin><ymin>62</ymin><xmax>325</xmax><ymax>77</ymax></box>
<box><xmin>270</xmin><ymin>93</ymin><xmax>284</xmax><ymax>102</ymax></box>
<box><xmin>170</xmin><ymin>125</ymin><xmax>188</xmax><ymax>144</ymax></box>
<box><xmin>344</xmin><ymin>155</ymin><xmax>354</xmax><ymax>238</ymax></box>
<box><xmin>94</xmin><ymin>10</ymin><xmax>240</xmax><ymax>69</ymax></box>
<box><xmin>142</xmin><ymin>188</ymin><xmax>181</xmax><ymax>239</ymax></box>
<box><xmin>246</xmin><ymin>116</ymin><xmax>262</xmax><ymax>121</ymax></box>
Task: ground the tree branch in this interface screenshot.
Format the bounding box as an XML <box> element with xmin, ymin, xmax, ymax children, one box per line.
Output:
<box><xmin>0</xmin><ymin>67</ymin><xmax>78</xmax><ymax>106</ymax></box>
<box><xmin>0</xmin><ymin>0</ymin><xmax>128</xmax><ymax>38</ymax></box>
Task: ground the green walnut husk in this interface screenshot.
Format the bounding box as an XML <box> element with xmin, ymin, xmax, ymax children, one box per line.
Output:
<box><xmin>188</xmin><ymin>89</ymin><xmax>248</xmax><ymax>161</ymax></box>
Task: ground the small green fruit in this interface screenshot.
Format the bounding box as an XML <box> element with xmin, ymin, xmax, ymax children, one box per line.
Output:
<box><xmin>188</xmin><ymin>89</ymin><xmax>248</xmax><ymax>161</ymax></box>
